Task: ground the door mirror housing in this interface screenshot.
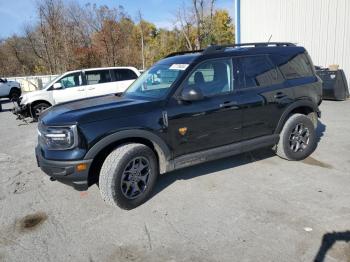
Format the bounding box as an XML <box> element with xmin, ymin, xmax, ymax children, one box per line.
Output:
<box><xmin>180</xmin><ymin>86</ymin><xmax>204</xmax><ymax>101</ymax></box>
<box><xmin>53</xmin><ymin>83</ymin><xmax>63</xmax><ymax>90</ymax></box>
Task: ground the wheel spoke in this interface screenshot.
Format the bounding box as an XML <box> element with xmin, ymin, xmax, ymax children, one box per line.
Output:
<box><xmin>120</xmin><ymin>156</ymin><xmax>151</xmax><ymax>200</ymax></box>
<box><xmin>131</xmin><ymin>182</ymin><xmax>141</xmax><ymax>196</ymax></box>
<box><xmin>123</xmin><ymin>181</ymin><xmax>132</xmax><ymax>194</ymax></box>
<box><xmin>139</xmin><ymin>171</ymin><xmax>150</xmax><ymax>183</ymax></box>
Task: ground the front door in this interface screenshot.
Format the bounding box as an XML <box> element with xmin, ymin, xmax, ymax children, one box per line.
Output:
<box><xmin>53</xmin><ymin>72</ymin><xmax>85</xmax><ymax>104</ymax></box>
<box><xmin>167</xmin><ymin>58</ymin><xmax>244</xmax><ymax>157</ymax></box>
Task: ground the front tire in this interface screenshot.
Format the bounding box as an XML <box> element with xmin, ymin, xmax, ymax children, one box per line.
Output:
<box><xmin>275</xmin><ymin>113</ymin><xmax>317</xmax><ymax>161</ymax></box>
<box><xmin>99</xmin><ymin>143</ymin><xmax>158</xmax><ymax>210</ymax></box>
<box><xmin>32</xmin><ymin>102</ymin><xmax>50</xmax><ymax>120</ymax></box>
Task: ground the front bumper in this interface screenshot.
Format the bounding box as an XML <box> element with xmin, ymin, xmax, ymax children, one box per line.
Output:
<box><xmin>36</xmin><ymin>146</ymin><xmax>93</xmax><ymax>191</ymax></box>
<box><xmin>12</xmin><ymin>103</ymin><xmax>31</xmax><ymax>119</ymax></box>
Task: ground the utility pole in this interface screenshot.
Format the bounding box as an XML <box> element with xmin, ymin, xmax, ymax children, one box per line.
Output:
<box><xmin>138</xmin><ymin>10</ymin><xmax>145</xmax><ymax>70</ymax></box>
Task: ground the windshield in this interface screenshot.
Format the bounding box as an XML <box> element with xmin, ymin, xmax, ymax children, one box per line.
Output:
<box><xmin>124</xmin><ymin>63</ymin><xmax>188</xmax><ymax>99</ymax></box>
<box><xmin>43</xmin><ymin>75</ymin><xmax>61</xmax><ymax>90</ymax></box>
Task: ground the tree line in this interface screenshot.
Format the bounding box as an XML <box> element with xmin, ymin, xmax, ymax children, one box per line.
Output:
<box><xmin>0</xmin><ymin>0</ymin><xmax>234</xmax><ymax>77</ymax></box>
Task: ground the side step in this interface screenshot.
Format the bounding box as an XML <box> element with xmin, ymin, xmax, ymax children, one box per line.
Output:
<box><xmin>169</xmin><ymin>135</ymin><xmax>279</xmax><ymax>171</ymax></box>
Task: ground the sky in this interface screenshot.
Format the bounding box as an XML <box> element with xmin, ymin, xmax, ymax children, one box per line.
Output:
<box><xmin>0</xmin><ymin>0</ymin><xmax>234</xmax><ymax>39</ymax></box>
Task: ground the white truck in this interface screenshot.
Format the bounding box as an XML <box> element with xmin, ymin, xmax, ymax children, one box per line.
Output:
<box><xmin>0</xmin><ymin>78</ymin><xmax>21</xmax><ymax>101</ymax></box>
<box><xmin>14</xmin><ymin>67</ymin><xmax>140</xmax><ymax>119</ymax></box>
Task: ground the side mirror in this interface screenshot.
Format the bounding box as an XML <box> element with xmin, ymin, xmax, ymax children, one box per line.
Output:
<box><xmin>180</xmin><ymin>86</ymin><xmax>204</xmax><ymax>101</ymax></box>
<box><xmin>53</xmin><ymin>83</ymin><xmax>63</xmax><ymax>90</ymax></box>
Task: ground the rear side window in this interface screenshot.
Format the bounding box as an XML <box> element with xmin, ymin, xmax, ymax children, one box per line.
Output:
<box><xmin>272</xmin><ymin>53</ymin><xmax>314</xmax><ymax>79</ymax></box>
<box><xmin>85</xmin><ymin>70</ymin><xmax>112</xmax><ymax>85</ymax></box>
<box><xmin>240</xmin><ymin>55</ymin><xmax>284</xmax><ymax>88</ymax></box>
<box><xmin>114</xmin><ymin>69</ymin><xmax>138</xmax><ymax>81</ymax></box>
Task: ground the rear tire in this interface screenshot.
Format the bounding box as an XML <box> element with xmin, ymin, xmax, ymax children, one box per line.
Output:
<box><xmin>99</xmin><ymin>143</ymin><xmax>158</xmax><ymax>210</ymax></box>
<box><xmin>32</xmin><ymin>102</ymin><xmax>50</xmax><ymax>120</ymax></box>
<box><xmin>9</xmin><ymin>89</ymin><xmax>21</xmax><ymax>101</ymax></box>
<box><xmin>275</xmin><ymin>113</ymin><xmax>317</xmax><ymax>161</ymax></box>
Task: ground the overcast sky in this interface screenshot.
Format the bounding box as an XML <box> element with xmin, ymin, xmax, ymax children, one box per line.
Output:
<box><xmin>0</xmin><ymin>0</ymin><xmax>234</xmax><ymax>39</ymax></box>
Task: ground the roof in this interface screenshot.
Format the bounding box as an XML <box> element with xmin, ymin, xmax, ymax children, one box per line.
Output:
<box><xmin>64</xmin><ymin>66</ymin><xmax>139</xmax><ymax>75</ymax></box>
<box><xmin>162</xmin><ymin>42</ymin><xmax>306</xmax><ymax>63</ymax></box>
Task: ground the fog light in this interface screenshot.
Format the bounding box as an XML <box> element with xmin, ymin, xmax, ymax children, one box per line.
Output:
<box><xmin>76</xmin><ymin>163</ymin><xmax>87</xmax><ymax>172</ymax></box>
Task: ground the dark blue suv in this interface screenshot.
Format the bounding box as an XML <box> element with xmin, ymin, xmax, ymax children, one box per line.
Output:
<box><xmin>36</xmin><ymin>43</ymin><xmax>322</xmax><ymax>209</ymax></box>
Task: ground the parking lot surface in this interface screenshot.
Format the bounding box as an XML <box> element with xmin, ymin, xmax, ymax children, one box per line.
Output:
<box><xmin>0</xmin><ymin>99</ymin><xmax>349</xmax><ymax>262</ymax></box>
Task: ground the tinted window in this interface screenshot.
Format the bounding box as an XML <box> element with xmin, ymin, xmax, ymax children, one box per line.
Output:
<box><xmin>272</xmin><ymin>53</ymin><xmax>314</xmax><ymax>79</ymax></box>
<box><xmin>85</xmin><ymin>70</ymin><xmax>112</xmax><ymax>85</ymax></box>
<box><xmin>185</xmin><ymin>59</ymin><xmax>233</xmax><ymax>96</ymax></box>
<box><xmin>240</xmin><ymin>55</ymin><xmax>284</xmax><ymax>88</ymax></box>
<box><xmin>114</xmin><ymin>69</ymin><xmax>138</xmax><ymax>81</ymax></box>
<box><xmin>59</xmin><ymin>72</ymin><xmax>82</xmax><ymax>88</ymax></box>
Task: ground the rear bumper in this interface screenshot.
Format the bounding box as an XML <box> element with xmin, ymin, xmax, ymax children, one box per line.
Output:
<box><xmin>36</xmin><ymin>146</ymin><xmax>93</xmax><ymax>191</ymax></box>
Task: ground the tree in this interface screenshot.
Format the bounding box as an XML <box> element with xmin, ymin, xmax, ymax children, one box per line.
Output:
<box><xmin>0</xmin><ymin>0</ymin><xmax>234</xmax><ymax>77</ymax></box>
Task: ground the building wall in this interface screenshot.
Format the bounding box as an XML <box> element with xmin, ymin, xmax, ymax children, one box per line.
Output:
<box><xmin>240</xmin><ymin>0</ymin><xmax>350</xmax><ymax>87</ymax></box>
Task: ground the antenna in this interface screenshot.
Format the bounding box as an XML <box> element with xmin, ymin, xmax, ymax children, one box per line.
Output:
<box><xmin>268</xmin><ymin>35</ymin><xmax>272</xmax><ymax>43</ymax></box>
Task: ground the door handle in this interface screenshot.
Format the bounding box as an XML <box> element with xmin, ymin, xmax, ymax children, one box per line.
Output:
<box><xmin>77</xmin><ymin>88</ymin><xmax>85</xmax><ymax>91</ymax></box>
<box><xmin>219</xmin><ymin>101</ymin><xmax>239</xmax><ymax>109</ymax></box>
<box><xmin>274</xmin><ymin>92</ymin><xmax>287</xmax><ymax>99</ymax></box>
<box><xmin>88</xmin><ymin>87</ymin><xmax>95</xmax><ymax>90</ymax></box>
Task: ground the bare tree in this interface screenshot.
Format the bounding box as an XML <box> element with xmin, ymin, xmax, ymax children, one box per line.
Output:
<box><xmin>176</xmin><ymin>4</ymin><xmax>194</xmax><ymax>51</ymax></box>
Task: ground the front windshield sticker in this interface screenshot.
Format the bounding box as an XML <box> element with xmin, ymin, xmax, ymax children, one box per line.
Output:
<box><xmin>169</xmin><ymin>64</ymin><xmax>189</xmax><ymax>70</ymax></box>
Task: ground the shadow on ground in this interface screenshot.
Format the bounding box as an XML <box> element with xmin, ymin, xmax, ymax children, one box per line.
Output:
<box><xmin>152</xmin><ymin>120</ymin><xmax>327</xmax><ymax>199</ymax></box>
<box><xmin>316</xmin><ymin>120</ymin><xmax>326</xmax><ymax>143</ymax></box>
<box><xmin>314</xmin><ymin>231</ymin><xmax>350</xmax><ymax>262</ymax></box>
<box><xmin>152</xmin><ymin>148</ymin><xmax>274</xmax><ymax>198</ymax></box>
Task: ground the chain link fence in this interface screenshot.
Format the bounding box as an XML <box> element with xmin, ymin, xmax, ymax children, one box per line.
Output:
<box><xmin>6</xmin><ymin>75</ymin><xmax>59</xmax><ymax>92</ymax></box>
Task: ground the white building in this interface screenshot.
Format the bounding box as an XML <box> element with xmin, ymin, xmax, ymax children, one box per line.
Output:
<box><xmin>239</xmin><ymin>0</ymin><xmax>350</xmax><ymax>87</ymax></box>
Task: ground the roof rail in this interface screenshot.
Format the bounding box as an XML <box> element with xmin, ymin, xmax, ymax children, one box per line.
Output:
<box><xmin>203</xmin><ymin>42</ymin><xmax>296</xmax><ymax>55</ymax></box>
<box><xmin>165</xmin><ymin>49</ymin><xmax>204</xmax><ymax>58</ymax></box>
<box><xmin>165</xmin><ymin>42</ymin><xmax>296</xmax><ymax>58</ymax></box>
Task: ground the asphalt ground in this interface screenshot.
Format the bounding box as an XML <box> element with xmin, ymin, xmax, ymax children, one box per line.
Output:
<box><xmin>0</xmin><ymin>99</ymin><xmax>349</xmax><ymax>262</ymax></box>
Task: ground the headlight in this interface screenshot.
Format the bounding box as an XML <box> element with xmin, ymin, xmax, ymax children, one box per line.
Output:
<box><xmin>38</xmin><ymin>123</ymin><xmax>78</xmax><ymax>150</ymax></box>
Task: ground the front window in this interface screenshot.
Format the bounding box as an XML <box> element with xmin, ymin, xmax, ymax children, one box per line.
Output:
<box><xmin>124</xmin><ymin>64</ymin><xmax>187</xmax><ymax>99</ymax></box>
<box><xmin>59</xmin><ymin>72</ymin><xmax>82</xmax><ymax>88</ymax></box>
<box><xmin>183</xmin><ymin>59</ymin><xmax>233</xmax><ymax>97</ymax></box>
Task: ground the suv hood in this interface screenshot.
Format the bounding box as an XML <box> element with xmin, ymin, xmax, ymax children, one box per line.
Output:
<box><xmin>40</xmin><ymin>94</ymin><xmax>159</xmax><ymax>126</ymax></box>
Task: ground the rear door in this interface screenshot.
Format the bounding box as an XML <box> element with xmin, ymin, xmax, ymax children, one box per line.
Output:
<box><xmin>84</xmin><ymin>69</ymin><xmax>114</xmax><ymax>98</ymax></box>
<box><xmin>113</xmin><ymin>69</ymin><xmax>139</xmax><ymax>93</ymax></box>
<box><xmin>52</xmin><ymin>71</ymin><xmax>86</xmax><ymax>104</ymax></box>
<box><xmin>236</xmin><ymin>55</ymin><xmax>293</xmax><ymax>140</ymax></box>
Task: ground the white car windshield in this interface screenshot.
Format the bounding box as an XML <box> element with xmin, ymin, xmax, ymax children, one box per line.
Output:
<box><xmin>43</xmin><ymin>75</ymin><xmax>61</xmax><ymax>90</ymax></box>
<box><xmin>124</xmin><ymin>63</ymin><xmax>188</xmax><ymax>99</ymax></box>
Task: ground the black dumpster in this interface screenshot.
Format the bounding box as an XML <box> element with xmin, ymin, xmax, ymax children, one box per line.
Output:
<box><xmin>316</xmin><ymin>68</ymin><xmax>349</xmax><ymax>101</ymax></box>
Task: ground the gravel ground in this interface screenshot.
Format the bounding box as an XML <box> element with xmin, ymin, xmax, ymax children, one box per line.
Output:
<box><xmin>0</xmin><ymin>99</ymin><xmax>349</xmax><ymax>262</ymax></box>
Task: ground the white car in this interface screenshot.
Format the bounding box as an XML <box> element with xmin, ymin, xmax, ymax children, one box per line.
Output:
<box><xmin>15</xmin><ymin>67</ymin><xmax>140</xmax><ymax>119</ymax></box>
<box><xmin>0</xmin><ymin>78</ymin><xmax>21</xmax><ymax>101</ymax></box>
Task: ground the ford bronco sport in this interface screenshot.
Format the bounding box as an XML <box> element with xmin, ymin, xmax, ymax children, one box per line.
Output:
<box><xmin>36</xmin><ymin>43</ymin><xmax>322</xmax><ymax>210</ymax></box>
